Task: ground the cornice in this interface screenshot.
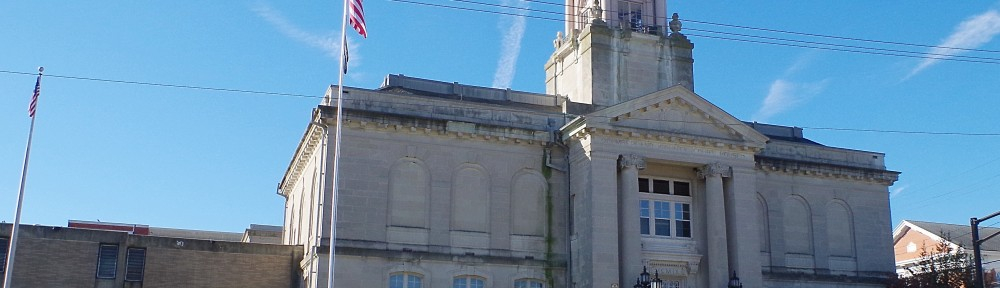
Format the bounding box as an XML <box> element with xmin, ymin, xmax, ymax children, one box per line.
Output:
<box><xmin>324</xmin><ymin>109</ymin><xmax>553</xmax><ymax>147</ymax></box>
<box><xmin>566</xmin><ymin>125</ymin><xmax>764</xmax><ymax>154</ymax></box>
<box><xmin>278</xmin><ymin>121</ymin><xmax>324</xmax><ymax>197</ymax></box>
<box><xmin>755</xmin><ymin>155</ymin><xmax>900</xmax><ymax>185</ymax></box>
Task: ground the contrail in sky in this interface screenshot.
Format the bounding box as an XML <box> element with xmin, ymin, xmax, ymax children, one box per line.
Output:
<box><xmin>906</xmin><ymin>9</ymin><xmax>1000</xmax><ymax>79</ymax></box>
<box><xmin>492</xmin><ymin>0</ymin><xmax>529</xmax><ymax>89</ymax></box>
<box><xmin>253</xmin><ymin>3</ymin><xmax>360</xmax><ymax>73</ymax></box>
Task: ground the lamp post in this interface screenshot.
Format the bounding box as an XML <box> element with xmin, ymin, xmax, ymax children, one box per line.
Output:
<box><xmin>632</xmin><ymin>266</ymin><xmax>663</xmax><ymax>288</ymax></box>
<box><xmin>728</xmin><ymin>271</ymin><xmax>743</xmax><ymax>288</ymax></box>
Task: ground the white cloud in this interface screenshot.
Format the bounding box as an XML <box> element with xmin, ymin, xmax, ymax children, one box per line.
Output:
<box><xmin>889</xmin><ymin>185</ymin><xmax>909</xmax><ymax>199</ymax></box>
<box><xmin>751</xmin><ymin>79</ymin><xmax>829</xmax><ymax>122</ymax></box>
<box><xmin>907</xmin><ymin>9</ymin><xmax>1000</xmax><ymax>78</ymax></box>
<box><xmin>253</xmin><ymin>3</ymin><xmax>360</xmax><ymax>71</ymax></box>
<box><xmin>492</xmin><ymin>0</ymin><xmax>529</xmax><ymax>89</ymax></box>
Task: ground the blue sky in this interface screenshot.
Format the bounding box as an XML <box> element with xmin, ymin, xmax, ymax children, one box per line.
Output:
<box><xmin>1</xmin><ymin>1</ymin><xmax>999</xmax><ymax>233</ymax></box>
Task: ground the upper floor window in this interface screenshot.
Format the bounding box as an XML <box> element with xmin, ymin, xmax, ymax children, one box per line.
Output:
<box><xmin>638</xmin><ymin>178</ymin><xmax>690</xmax><ymax>196</ymax></box>
<box><xmin>96</xmin><ymin>244</ymin><xmax>118</xmax><ymax>279</ymax></box>
<box><xmin>515</xmin><ymin>279</ymin><xmax>544</xmax><ymax>288</ymax></box>
<box><xmin>639</xmin><ymin>177</ymin><xmax>692</xmax><ymax>238</ymax></box>
<box><xmin>618</xmin><ymin>1</ymin><xmax>643</xmax><ymax>30</ymax></box>
<box><xmin>453</xmin><ymin>275</ymin><xmax>486</xmax><ymax>288</ymax></box>
<box><xmin>124</xmin><ymin>248</ymin><xmax>146</xmax><ymax>282</ymax></box>
<box><xmin>389</xmin><ymin>272</ymin><xmax>423</xmax><ymax>288</ymax></box>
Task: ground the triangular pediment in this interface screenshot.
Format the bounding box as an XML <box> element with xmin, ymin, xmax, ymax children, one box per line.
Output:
<box><xmin>588</xmin><ymin>85</ymin><xmax>768</xmax><ymax>146</ymax></box>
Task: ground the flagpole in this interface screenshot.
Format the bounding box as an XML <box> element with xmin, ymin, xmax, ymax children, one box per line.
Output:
<box><xmin>4</xmin><ymin>67</ymin><xmax>43</xmax><ymax>288</ymax></box>
<box><xmin>327</xmin><ymin>0</ymin><xmax>350</xmax><ymax>287</ymax></box>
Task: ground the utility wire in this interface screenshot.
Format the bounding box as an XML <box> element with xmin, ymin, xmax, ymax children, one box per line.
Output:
<box><xmin>686</xmin><ymin>28</ymin><xmax>1000</xmax><ymax>62</ymax></box>
<box><xmin>393</xmin><ymin>0</ymin><xmax>1000</xmax><ymax>65</ymax></box>
<box><xmin>5</xmin><ymin>68</ymin><xmax>1000</xmax><ymax>137</ymax></box>
<box><xmin>479</xmin><ymin>0</ymin><xmax>1000</xmax><ymax>54</ymax></box>
<box><xmin>0</xmin><ymin>70</ymin><xmax>322</xmax><ymax>99</ymax></box>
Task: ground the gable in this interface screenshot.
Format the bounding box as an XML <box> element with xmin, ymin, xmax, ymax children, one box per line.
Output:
<box><xmin>589</xmin><ymin>85</ymin><xmax>768</xmax><ymax>147</ymax></box>
<box><xmin>893</xmin><ymin>227</ymin><xmax>938</xmax><ymax>263</ymax></box>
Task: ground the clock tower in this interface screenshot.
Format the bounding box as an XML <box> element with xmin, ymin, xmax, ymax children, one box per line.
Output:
<box><xmin>546</xmin><ymin>0</ymin><xmax>694</xmax><ymax>108</ymax></box>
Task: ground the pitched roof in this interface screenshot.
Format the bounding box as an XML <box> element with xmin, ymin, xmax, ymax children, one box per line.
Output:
<box><xmin>900</xmin><ymin>220</ymin><xmax>1000</xmax><ymax>252</ymax></box>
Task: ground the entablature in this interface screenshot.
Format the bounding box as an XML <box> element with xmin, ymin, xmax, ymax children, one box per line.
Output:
<box><xmin>564</xmin><ymin>124</ymin><xmax>764</xmax><ymax>155</ymax></box>
<box><xmin>756</xmin><ymin>156</ymin><xmax>900</xmax><ymax>185</ymax></box>
<box><xmin>321</xmin><ymin>109</ymin><xmax>553</xmax><ymax>147</ymax></box>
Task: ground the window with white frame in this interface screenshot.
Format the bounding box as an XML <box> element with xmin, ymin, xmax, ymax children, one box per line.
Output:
<box><xmin>514</xmin><ymin>279</ymin><xmax>544</xmax><ymax>288</ymax></box>
<box><xmin>639</xmin><ymin>177</ymin><xmax>692</xmax><ymax>238</ymax></box>
<box><xmin>617</xmin><ymin>1</ymin><xmax>643</xmax><ymax>30</ymax></box>
<box><xmin>453</xmin><ymin>275</ymin><xmax>485</xmax><ymax>288</ymax></box>
<box><xmin>389</xmin><ymin>272</ymin><xmax>423</xmax><ymax>288</ymax></box>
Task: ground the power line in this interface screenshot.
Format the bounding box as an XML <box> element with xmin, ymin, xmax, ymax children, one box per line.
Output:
<box><xmin>0</xmin><ymin>70</ymin><xmax>322</xmax><ymax>99</ymax></box>
<box><xmin>5</xmin><ymin>68</ymin><xmax>1000</xmax><ymax>137</ymax></box>
<box><xmin>391</xmin><ymin>0</ymin><xmax>1000</xmax><ymax>65</ymax></box>
<box><xmin>474</xmin><ymin>0</ymin><xmax>1000</xmax><ymax>54</ymax></box>
<box><xmin>682</xmin><ymin>18</ymin><xmax>1000</xmax><ymax>54</ymax></box>
<box><xmin>686</xmin><ymin>33</ymin><xmax>1000</xmax><ymax>65</ymax></box>
<box><xmin>686</xmin><ymin>28</ymin><xmax>1000</xmax><ymax>63</ymax></box>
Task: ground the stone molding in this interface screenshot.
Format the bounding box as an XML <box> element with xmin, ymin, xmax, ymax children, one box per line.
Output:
<box><xmin>279</xmin><ymin>123</ymin><xmax>325</xmax><ymax>196</ymax></box>
<box><xmin>755</xmin><ymin>156</ymin><xmax>900</xmax><ymax>185</ymax></box>
<box><xmin>618</xmin><ymin>154</ymin><xmax>646</xmax><ymax>170</ymax></box>
<box><xmin>323</xmin><ymin>113</ymin><xmax>552</xmax><ymax>147</ymax></box>
<box><xmin>697</xmin><ymin>162</ymin><xmax>732</xmax><ymax>178</ymax></box>
<box><xmin>567</xmin><ymin>126</ymin><xmax>764</xmax><ymax>155</ymax></box>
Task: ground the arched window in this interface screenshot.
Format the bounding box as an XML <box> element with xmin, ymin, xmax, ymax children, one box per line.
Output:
<box><xmin>389</xmin><ymin>272</ymin><xmax>423</xmax><ymax>288</ymax></box>
<box><xmin>514</xmin><ymin>278</ymin><xmax>544</xmax><ymax>288</ymax></box>
<box><xmin>452</xmin><ymin>166</ymin><xmax>490</xmax><ymax>232</ymax></box>
<box><xmin>827</xmin><ymin>201</ymin><xmax>854</xmax><ymax>257</ymax></box>
<box><xmin>453</xmin><ymin>275</ymin><xmax>486</xmax><ymax>288</ymax></box>
<box><xmin>783</xmin><ymin>195</ymin><xmax>812</xmax><ymax>254</ymax></box>
<box><xmin>511</xmin><ymin>172</ymin><xmax>546</xmax><ymax>236</ymax></box>
<box><xmin>389</xmin><ymin>158</ymin><xmax>430</xmax><ymax>228</ymax></box>
<box><xmin>758</xmin><ymin>194</ymin><xmax>770</xmax><ymax>253</ymax></box>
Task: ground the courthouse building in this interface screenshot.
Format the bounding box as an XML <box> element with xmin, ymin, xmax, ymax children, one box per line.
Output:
<box><xmin>278</xmin><ymin>0</ymin><xmax>900</xmax><ymax>287</ymax></box>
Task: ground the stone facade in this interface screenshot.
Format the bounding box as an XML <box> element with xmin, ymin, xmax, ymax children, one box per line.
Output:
<box><xmin>278</xmin><ymin>1</ymin><xmax>900</xmax><ymax>287</ymax></box>
<box><xmin>0</xmin><ymin>223</ymin><xmax>302</xmax><ymax>288</ymax></box>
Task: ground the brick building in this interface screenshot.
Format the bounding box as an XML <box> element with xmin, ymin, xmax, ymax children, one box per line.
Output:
<box><xmin>0</xmin><ymin>222</ymin><xmax>301</xmax><ymax>288</ymax></box>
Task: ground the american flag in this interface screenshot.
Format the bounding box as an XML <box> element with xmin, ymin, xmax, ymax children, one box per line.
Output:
<box><xmin>348</xmin><ymin>0</ymin><xmax>367</xmax><ymax>38</ymax></box>
<box><xmin>28</xmin><ymin>74</ymin><xmax>41</xmax><ymax>118</ymax></box>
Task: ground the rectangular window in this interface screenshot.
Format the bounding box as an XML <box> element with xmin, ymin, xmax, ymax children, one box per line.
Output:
<box><xmin>96</xmin><ymin>244</ymin><xmax>118</xmax><ymax>279</ymax></box>
<box><xmin>639</xmin><ymin>200</ymin><xmax>650</xmax><ymax>235</ymax></box>
<box><xmin>652</xmin><ymin>180</ymin><xmax>670</xmax><ymax>195</ymax></box>
<box><xmin>617</xmin><ymin>1</ymin><xmax>643</xmax><ymax>30</ymax></box>
<box><xmin>673</xmin><ymin>182</ymin><xmax>690</xmax><ymax>196</ymax></box>
<box><xmin>675</xmin><ymin>203</ymin><xmax>692</xmax><ymax>237</ymax></box>
<box><xmin>653</xmin><ymin>201</ymin><xmax>671</xmax><ymax>236</ymax></box>
<box><xmin>639</xmin><ymin>178</ymin><xmax>691</xmax><ymax>196</ymax></box>
<box><xmin>638</xmin><ymin>177</ymin><xmax>692</xmax><ymax>239</ymax></box>
<box><xmin>124</xmin><ymin>248</ymin><xmax>146</xmax><ymax>282</ymax></box>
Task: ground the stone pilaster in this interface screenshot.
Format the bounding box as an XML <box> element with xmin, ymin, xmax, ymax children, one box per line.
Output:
<box><xmin>698</xmin><ymin>162</ymin><xmax>731</xmax><ymax>288</ymax></box>
<box><xmin>618</xmin><ymin>154</ymin><xmax>645</xmax><ymax>286</ymax></box>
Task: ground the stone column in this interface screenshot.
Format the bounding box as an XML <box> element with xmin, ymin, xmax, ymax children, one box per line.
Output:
<box><xmin>699</xmin><ymin>162</ymin><xmax>731</xmax><ymax>288</ymax></box>
<box><xmin>618</xmin><ymin>154</ymin><xmax>645</xmax><ymax>286</ymax></box>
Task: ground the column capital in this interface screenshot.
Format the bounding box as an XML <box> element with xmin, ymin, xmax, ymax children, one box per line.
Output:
<box><xmin>618</xmin><ymin>154</ymin><xmax>646</xmax><ymax>170</ymax></box>
<box><xmin>698</xmin><ymin>162</ymin><xmax>732</xmax><ymax>178</ymax></box>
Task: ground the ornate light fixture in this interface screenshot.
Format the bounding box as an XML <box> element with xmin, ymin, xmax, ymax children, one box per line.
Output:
<box><xmin>728</xmin><ymin>271</ymin><xmax>743</xmax><ymax>288</ymax></box>
<box><xmin>633</xmin><ymin>266</ymin><xmax>663</xmax><ymax>288</ymax></box>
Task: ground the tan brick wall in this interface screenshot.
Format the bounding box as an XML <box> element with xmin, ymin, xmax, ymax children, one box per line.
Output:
<box><xmin>143</xmin><ymin>248</ymin><xmax>295</xmax><ymax>288</ymax></box>
<box><xmin>8</xmin><ymin>237</ymin><xmax>99</xmax><ymax>288</ymax></box>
